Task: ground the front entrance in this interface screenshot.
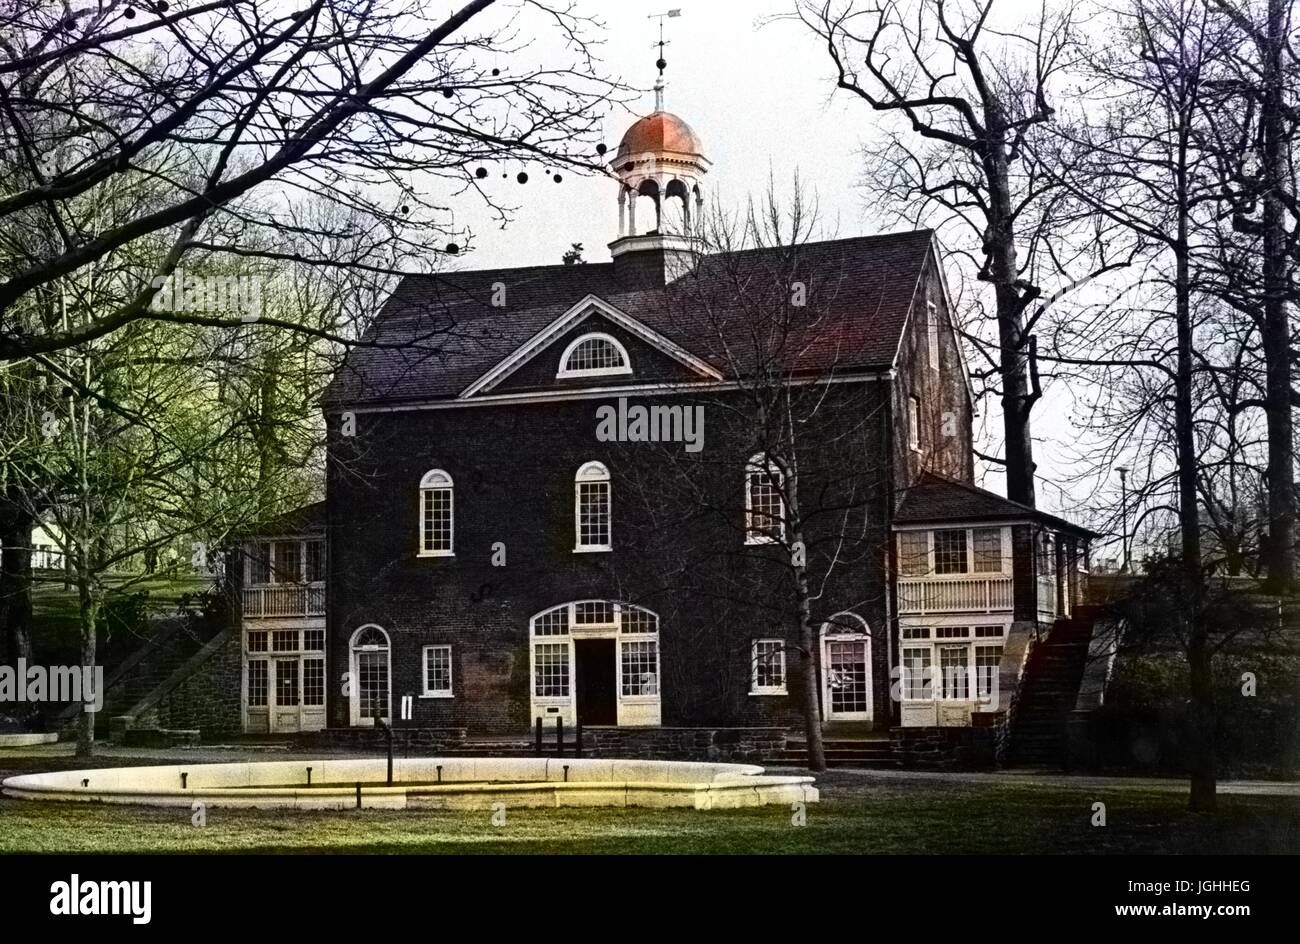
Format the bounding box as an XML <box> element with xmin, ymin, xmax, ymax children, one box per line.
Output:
<box><xmin>575</xmin><ymin>639</ymin><xmax>617</xmax><ymax>725</ymax></box>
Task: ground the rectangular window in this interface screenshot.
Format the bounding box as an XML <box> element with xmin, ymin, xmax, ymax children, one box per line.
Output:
<box><xmin>746</xmin><ymin>466</ymin><xmax>785</xmax><ymax>544</ymax></box>
<box><xmin>272</xmin><ymin>629</ymin><xmax>298</xmax><ymax>652</ymax></box>
<box><xmin>421</xmin><ymin>486</ymin><xmax>454</xmax><ymax>555</ymax></box>
<box><xmin>576</xmin><ymin>481</ymin><xmax>612</xmax><ymax>550</ymax></box>
<box><xmin>973</xmin><ymin>528</ymin><xmax>1003</xmax><ymax>573</ymax></box>
<box><xmin>303</xmin><ymin>658</ymin><xmax>325</xmax><ymax>706</ymax></box>
<box><xmin>934</xmin><ymin>529</ymin><xmax>969</xmax><ymax>574</ymax></box>
<box><xmin>250</xmin><ymin>542</ymin><xmax>272</xmax><ymax>585</ymax></box>
<box><xmin>274</xmin><ymin>541</ymin><xmax>301</xmax><ymax>583</ymax></box>
<box><xmin>927</xmin><ymin>302</ymin><xmax>940</xmax><ymax>371</ymax></box>
<box><xmin>935</xmin><ymin>626</ymin><xmax>969</xmax><ymax>639</ymax></box>
<box><xmin>423</xmin><ymin>645</ymin><xmax>453</xmax><ymax>697</ymax></box>
<box><xmin>534</xmin><ymin>643</ymin><xmax>570</xmax><ymax>698</ymax></box>
<box><xmin>305</xmin><ymin>540</ymin><xmax>325</xmax><ymax>582</ymax></box>
<box><xmin>1037</xmin><ymin>533</ymin><xmax>1056</xmax><ymax>576</ymax></box>
<box><xmin>751</xmin><ymin>639</ymin><xmax>787</xmax><ymax>693</ymax></box>
<box><xmin>897</xmin><ymin>530</ymin><xmax>929</xmax><ymax>577</ymax></box>
<box><xmin>247</xmin><ymin>631</ymin><xmax>268</xmax><ymax>653</ymax></box>
<box><xmin>901</xmin><ymin>626</ymin><xmax>931</xmax><ymax>640</ymax></box>
<box><xmin>303</xmin><ymin>629</ymin><xmax>325</xmax><ymax>651</ymax></box>
<box><xmin>974</xmin><ymin>625</ymin><xmax>1004</xmax><ymax>638</ymax></box>
<box><xmin>275</xmin><ymin>659</ymin><xmax>299</xmax><ymax>706</ymax></box>
<box><xmin>975</xmin><ymin>645</ymin><xmax>1003</xmax><ymax>699</ymax></box>
<box><xmin>939</xmin><ymin>645</ymin><xmax>970</xmax><ymax>700</ymax></box>
<box><xmin>247</xmin><ymin>660</ymin><xmax>268</xmax><ymax>707</ymax></box>
<box><xmin>908</xmin><ymin>396</ymin><xmax>921</xmax><ymax>450</ymax></box>
<box><xmin>620</xmin><ymin>640</ymin><xmax>659</xmax><ymax>696</ymax></box>
<box><xmin>574</xmin><ymin>601</ymin><xmax>615</xmax><ymax>625</ymax></box>
<box><xmin>902</xmin><ymin>647</ymin><xmax>932</xmax><ymax>700</ymax></box>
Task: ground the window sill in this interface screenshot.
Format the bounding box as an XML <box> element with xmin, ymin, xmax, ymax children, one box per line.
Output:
<box><xmin>574</xmin><ymin>546</ymin><xmax>612</xmax><ymax>553</ymax></box>
<box><xmin>419</xmin><ymin>692</ymin><xmax>454</xmax><ymax>699</ymax></box>
<box><xmin>744</xmin><ymin>535</ymin><xmax>782</xmax><ymax>547</ymax></box>
<box><xmin>417</xmin><ymin>551</ymin><xmax>455</xmax><ymax>559</ymax></box>
<box><xmin>749</xmin><ymin>689</ymin><xmax>787</xmax><ymax>696</ymax></box>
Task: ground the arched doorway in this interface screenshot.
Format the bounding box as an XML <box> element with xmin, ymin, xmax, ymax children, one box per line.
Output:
<box><xmin>349</xmin><ymin>624</ymin><xmax>390</xmax><ymax>726</ymax></box>
<box><xmin>821</xmin><ymin>612</ymin><xmax>872</xmax><ymax>722</ymax></box>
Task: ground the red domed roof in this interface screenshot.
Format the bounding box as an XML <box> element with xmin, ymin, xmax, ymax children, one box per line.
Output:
<box><xmin>615</xmin><ymin>111</ymin><xmax>704</xmax><ymax>162</ymax></box>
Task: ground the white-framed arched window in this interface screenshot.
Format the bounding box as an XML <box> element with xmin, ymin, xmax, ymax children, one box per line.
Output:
<box><xmin>557</xmin><ymin>332</ymin><xmax>632</xmax><ymax>378</ymax></box>
<box><xmin>418</xmin><ymin>469</ymin><xmax>454</xmax><ymax>557</ymax></box>
<box><xmin>574</xmin><ymin>461</ymin><xmax>612</xmax><ymax>552</ymax></box>
<box><xmin>349</xmin><ymin>624</ymin><xmax>390</xmax><ymax>726</ymax></box>
<box><xmin>745</xmin><ymin>453</ymin><xmax>785</xmax><ymax>545</ymax></box>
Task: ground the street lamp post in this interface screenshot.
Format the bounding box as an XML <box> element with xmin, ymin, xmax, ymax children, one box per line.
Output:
<box><xmin>1116</xmin><ymin>466</ymin><xmax>1130</xmax><ymax>573</ymax></box>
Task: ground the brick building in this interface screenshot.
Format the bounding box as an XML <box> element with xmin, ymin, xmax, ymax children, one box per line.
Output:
<box><xmin>230</xmin><ymin>99</ymin><xmax>1093</xmax><ymax>748</ymax></box>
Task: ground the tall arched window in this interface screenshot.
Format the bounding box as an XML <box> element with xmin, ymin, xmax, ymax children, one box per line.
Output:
<box><xmin>557</xmin><ymin>332</ymin><xmax>631</xmax><ymax>378</ymax></box>
<box><xmin>419</xmin><ymin>469</ymin><xmax>454</xmax><ymax>556</ymax></box>
<box><xmin>745</xmin><ymin>454</ymin><xmax>785</xmax><ymax>545</ymax></box>
<box><xmin>574</xmin><ymin>461</ymin><xmax>612</xmax><ymax>551</ymax></box>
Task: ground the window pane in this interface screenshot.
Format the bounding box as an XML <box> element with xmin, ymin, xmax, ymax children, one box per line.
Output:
<box><xmin>747</xmin><ymin>468</ymin><xmax>784</xmax><ymax>542</ymax></box>
<box><xmin>934</xmin><ymin>529</ymin><xmax>969</xmax><ymax>574</ymax></box>
<box><xmin>975</xmin><ymin>645</ymin><xmax>1002</xmax><ymax>698</ymax></box>
<box><xmin>303</xmin><ymin>629</ymin><xmax>325</xmax><ymax>651</ymax></box>
<box><xmin>421</xmin><ymin>487</ymin><xmax>453</xmax><ymax>553</ymax></box>
<box><xmin>247</xmin><ymin>631</ymin><xmax>268</xmax><ymax>653</ymax></box>
<box><xmin>753</xmin><ymin>640</ymin><xmax>785</xmax><ymax>690</ymax></box>
<box><xmin>973</xmin><ymin>528</ymin><xmax>1002</xmax><ymax>573</ymax></box>
<box><xmin>272</xmin><ymin>629</ymin><xmax>298</xmax><ymax>652</ymax></box>
<box><xmin>275</xmin><ymin>659</ymin><xmax>299</xmax><ymax>706</ymax></box>
<box><xmin>305</xmin><ymin>540</ymin><xmax>325</xmax><ymax>582</ymax></box>
<box><xmin>565</xmin><ymin>336</ymin><xmax>625</xmax><ymax>372</ymax></box>
<box><xmin>303</xmin><ymin>658</ymin><xmax>325</xmax><ymax>706</ymax></box>
<box><xmin>425</xmin><ymin>646</ymin><xmax>452</xmax><ymax>694</ymax></box>
<box><xmin>939</xmin><ymin>645</ymin><xmax>970</xmax><ymax>699</ymax></box>
<box><xmin>274</xmin><ymin>541</ymin><xmax>301</xmax><ymax>583</ymax></box>
<box><xmin>902</xmin><ymin>647</ymin><xmax>931</xmax><ymax>700</ymax></box>
<box><xmin>897</xmin><ymin>531</ymin><xmax>929</xmax><ymax>576</ymax></box>
<box><xmin>621</xmin><ymin>640</ymin><xmax>658</xmax><ymax>696</ymax></box>
<box><xmin>577</xmin><ymin>481</ymin><xmax>611</xmax><ymax>548</ymax></box>
<box><xmin>534</xmin><ymin>643</ymin><xmax>570</xmax><ymax>697</ymax></box>
<box><xmin>250</xmin><ymin>542</ymin><xmax>271</xmax><ymax>585</ymax></box>
<box><xmin>247</xmin><ymin>660</ymin><xmax>267</xmax><ymax>707</ymax></box>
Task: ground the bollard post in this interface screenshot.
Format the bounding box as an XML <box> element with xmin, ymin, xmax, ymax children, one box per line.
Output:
<box><xmin>535</xmin><ymin>716</ymin><xmax>543</xmax><ymax>756</ymax></box>
<box><xmin>575</xmin><ymin>721</ymin><xmax>584</xmax><ymax>758</ymax></box>
<box><xmin>556</xmin><ymin>716</ymin><xmax>564</xmax><ymax>756</ymax></box>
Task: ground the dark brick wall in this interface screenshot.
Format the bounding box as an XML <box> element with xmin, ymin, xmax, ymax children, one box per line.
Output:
<box><xmin>584</xmin><ymin>726</ymin><xmax>787</xmax><ymax>762</ymax></box>
<box><xmin>327</xmin><ymin>378</ymin><xmax>897</xmax><ymax>736</ymax></box>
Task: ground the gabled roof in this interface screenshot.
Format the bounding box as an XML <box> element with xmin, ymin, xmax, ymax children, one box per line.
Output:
<box><xmin>894</xmin><ymin>473</ymin><xmax>1095</xmax><ymax>537</ymax></box>
<box><xmin>322</xmin><ymin>229</ymin><xmax>936</xmax><ymax>408</ymax></box>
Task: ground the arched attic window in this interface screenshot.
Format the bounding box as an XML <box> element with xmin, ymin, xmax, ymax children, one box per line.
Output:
<box><xmin>557</xmin><ymin>332</ymin><xmax>632</xmax><ymax>379</ymax></box>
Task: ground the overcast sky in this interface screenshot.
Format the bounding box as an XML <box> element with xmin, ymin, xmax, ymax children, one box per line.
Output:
<box><xmin>444</xmin><ymin>0</ymin><xmax>1102</xmax><ymax>535</ymax></box>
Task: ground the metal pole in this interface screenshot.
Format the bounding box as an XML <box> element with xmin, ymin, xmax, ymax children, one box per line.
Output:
<box><xmin>1117</xmin><ymin>467</ymin><xmax>1130</xmax><ymax>573</ymax></box>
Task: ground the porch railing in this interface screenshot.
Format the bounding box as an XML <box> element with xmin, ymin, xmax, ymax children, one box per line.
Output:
<box><xmin>242</xmin><ymin>584</ymin><xmax>325</xmax><ymax>618</ymax></box>
<box><xmin>897</xmin><ymin>575</ymin><xmax>1013</xmax><ymax>615</ymax></box>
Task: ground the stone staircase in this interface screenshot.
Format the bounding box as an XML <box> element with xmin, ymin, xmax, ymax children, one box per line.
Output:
<box><xmin>1006</xmin><ymin>607</ymin><xmax>1101</xmax><ymax>768</ymax></box>
<box><xmin>764</xmin><ymin>736</ymin><xmax>894</xmax><ymax>768</ymax></box>
<box><xmin>56</xmin><ymin>616</ymin><xmax>215</xmax><ymax>738</ymax></box>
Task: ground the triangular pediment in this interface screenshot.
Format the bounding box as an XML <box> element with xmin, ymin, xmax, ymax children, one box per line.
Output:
<box><xmin>457</xmin><ymin>294</ymin><xmax>723</xmax><ymax>399</ymax></box>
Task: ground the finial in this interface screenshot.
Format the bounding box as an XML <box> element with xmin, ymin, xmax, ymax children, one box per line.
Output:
<box><xmin>648</xmin><ymin>9</ymin><xmax>680</xmax><ymax>111</ymax></box>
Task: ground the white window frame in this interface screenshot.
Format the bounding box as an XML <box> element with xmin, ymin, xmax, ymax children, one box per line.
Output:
<box><xmin>750</xmin><ymin>638</ymin><xmax>787</xmax><ymax>695</ymax></box>
<box><xmin>556</xmin><ymin>332</ymin><xmax>633</xmax><ymax>379</ymax></box>
<box><xmin>898</xmin><ymin>622</ymin><xmax>1008</xmax><ymax>707</ymax></box>
<box><xmin>418</xmin><ymin>469</ymin><xmax>454</xmax><ymax>558</ymax></box>
<box><xmin>745</xmin><ymin>453</ymin><xmax>786</xmax><ymax>545</ymax></box>
<box><xmin>895</xmin><ymin>527</ymin><xmax>1010</xmax><ymax>578</ymax></box>
<box><xmin>421</xmin><ymin>644</ymin><xmax>454</xmax><ymax>698</ymax></box>
<box><xmin>908</xmin><ymin>396</ymin><xmax>921</xmax><ymax>451</ymax></box>
<box><xmin>574</xmin><ymin>461</ymin><xmax>612</xmax><ymax>552</ymax></box>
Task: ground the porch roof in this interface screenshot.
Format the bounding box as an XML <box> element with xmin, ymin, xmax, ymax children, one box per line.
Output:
<box><xmin>894</xmin><ymin>473</ymin><xmax>1096</xmax><ymax>537</ymax></box>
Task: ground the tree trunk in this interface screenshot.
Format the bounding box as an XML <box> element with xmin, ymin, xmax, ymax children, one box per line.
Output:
<box><xmin>985</xmin><ymin>134</ymin><xmax>1037</xmax><ymax>507</ymax></box>
<box><xmin>75</xmin><ymin>571</ymin><xmax>99</xmax><ymax>758</ymax></box>
<box><xmin>0</xmin><ymin>507</ymin><xmax>35</xmax><ymax>666</ymax></box>
<box><xmin>1260</xmin><ymin>0</ymin><xmax>1295</xmax><ymax>593</ymax></box>
<box><xmin>794</xmin><ymin>558</ymin><xmax>827</xmax><ymax>772</ymax></box>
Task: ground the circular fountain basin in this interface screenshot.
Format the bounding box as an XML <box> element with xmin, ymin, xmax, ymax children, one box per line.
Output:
<box><xmin>2</xmin><ymin>757</ymin><xmax>818</xmax><ymax>810</ymax></box>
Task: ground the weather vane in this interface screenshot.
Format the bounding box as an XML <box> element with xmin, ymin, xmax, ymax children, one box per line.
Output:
<box><xmin>648</xmin><ymin>9</ymin><xmax>681</xmax><ymax>109</ymax></box>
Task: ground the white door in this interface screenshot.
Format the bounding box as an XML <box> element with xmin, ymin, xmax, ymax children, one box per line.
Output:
<box><xmin>823</xmin><ymin>636</ymin><xmax>872</xmax><ymax>721</ymax></box>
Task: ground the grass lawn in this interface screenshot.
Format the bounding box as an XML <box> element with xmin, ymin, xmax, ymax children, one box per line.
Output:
<box><xmin>1</xmin><ymin>754</ymin><xmax>1297</xmax><ymax>854</ymax></box>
